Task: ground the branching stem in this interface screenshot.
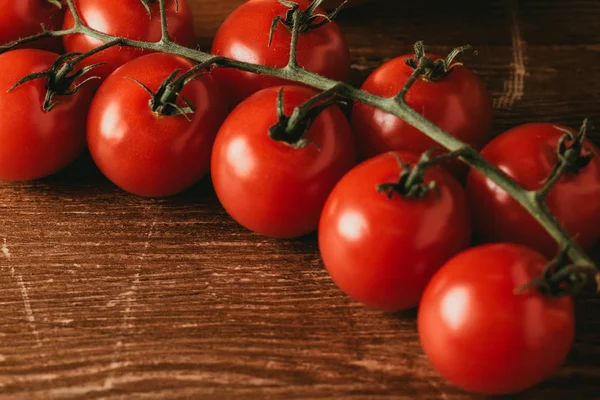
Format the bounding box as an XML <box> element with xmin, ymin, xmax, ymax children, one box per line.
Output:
<box><xmin>0</xmin><ymin>0</ymin><xmax>596</xmax><ymax>287</ymax></box>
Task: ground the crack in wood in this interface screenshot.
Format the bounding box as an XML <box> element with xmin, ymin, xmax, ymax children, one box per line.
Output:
<box><xmin>494</xmin><ymin>0</ymin><xmax>527</xmax><ymax>110</ymax></box>
<box><xmin>2</xmin><ymin>238</ymin><xmax>43</xmax><ymax>349</ymax></box>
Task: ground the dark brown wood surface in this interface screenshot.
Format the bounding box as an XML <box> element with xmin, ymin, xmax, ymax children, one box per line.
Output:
<box><xmin>2</xmin><ymin>1</ymin><xmax>600</xmax><ymax>399</ymax></box>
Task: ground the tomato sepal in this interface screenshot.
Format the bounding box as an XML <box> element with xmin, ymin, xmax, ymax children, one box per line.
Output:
<box><xmin>8</xmin><ymin>51</ymin><xmax>106</xmax><ymax>112</ymax></box>
<box><xmin>268</xmin><ymin>86</ymin><xmax>346</xmax><ymax>149</ymax></box>
<box><xmin>516</xmin><ymin>246</ymin><xmax>600</xmax><ymax>297</ymax></box>
<box><xmin>268</xmin><ymin>0</ymin><xmax>347</xmax><ymax>46</ymax></box>
<box><xmin>377</xmin><ymin>148</ymin><xmax>468</xmax><ymax>199</ymax></box>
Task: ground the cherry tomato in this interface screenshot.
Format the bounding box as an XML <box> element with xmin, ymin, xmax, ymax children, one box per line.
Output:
<box><xmin>466</xmin><ymin>122</ymin><xmax>600</xmax><ymax>258</ymax></box>
<box><xmin>0</xmin><ymin>49</ymin><xmax>93</xmax><ymax>181</ymax></box>
<box><xmin>418</xmin><ymin>243</ymin><xmax>574</xmax><ymax>395</ymax></box>
<box><xmin>351</xmin><ymin>51</ymin><xmax>493</xmax><ymax>177</ymax></box>
<box><xmin>63</xmin><ymin>0</ymin><xmax>195</xmax><ymax>87</ymax></box>
<box><xmin>211</xmin><ymin>0</ymin><xmax>351</xmax><ymax>107</ymax></box>
<box><xmin>87</xmin><ymin>53</ymin><xmax>227</xmax><ymax>197</ymax></box>
<box><xmin>318</xmin><ymin>151</ymin><xmax>471</xmax><ymax>311</ymax></box>
<box><xmin>211</xmin><ymin>85</ymin><xmax>356</xmax><ymax>238</ymax></box>
<box><xmin>0</xmin><ymin>0</ymin><xmax>64</xmax><ymax>52</ymax></box>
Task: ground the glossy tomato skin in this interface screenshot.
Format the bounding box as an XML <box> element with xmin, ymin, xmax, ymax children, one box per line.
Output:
<box><xmin>352</xmin><ymin>55</ymin><xmax>493</xmax><ymax>177</ymax></box>
<box><xmin>0</xmin><ymin>49</ymin><xmax>93</xmax><ymax>181</ymax></box>
<box><xmin>318</xmin><ymin>152</ymin><xmax>471</xmax><ymax>311</ymax></box>
<box><xmin>466</xmin><ymin>123</ymin><xmax>600</xmax><ymax>258</ymax></box>
<box><xmin>0</xmin><ymin>0</ymin><xmax>64</xmax><ymax>52</ymax></box>
<box><xmin>211</xmin><ymin>85</ymin><xmax>356</xmax><ymax>238</ymax></box>
<box><xmin>87</xmin><ymin>53</ymin><xmax>227</xmax><ymax>197</ymax></box>
<box><xmin>211</xmin><ymin>0</ymin><xmax>351</xmax><ymax>107</ymax></box>
<box><xmin>418</xmin><ymin>244</ymin><xmax>574</xmax><ymax>395</ymax></box>
<box><xmin>63</xmin><ymin>0</ymin><xmax>194</xmax><ymax>87</ymax></box>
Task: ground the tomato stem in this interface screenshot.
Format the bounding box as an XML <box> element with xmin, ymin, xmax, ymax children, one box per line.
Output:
<box><xmin>157</xmin><ymin>0</ymin><xmax>171</xmax><ymax>43</ymax></box>
<box><xmin>2</xmin><ymin>0</ymin><xmax>597</xmax><ymax>290</ymax></box>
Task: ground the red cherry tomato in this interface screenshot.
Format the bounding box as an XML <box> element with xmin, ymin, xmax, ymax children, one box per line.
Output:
<box><xmin>418</xmin><ymin>243</ymin><xmax>574</xmax><ymax>395</ymax></box>
<box><xmin>63</xmin><ymin>0</ymin><xmax>195</xmax><ymax>87</ymax></box>
<box><xmin>318</xmin><ymin>151</ymin><xmax>471</xmax><ymax>311</ymax></box>
<box><xmin>87</xmin><ymin>53</ymin><xmax>227</xmax><ymax>197</ymax></box>
<box><xmin>211</xmin><ymin>0</ymin><xmax>351</xmax><ymax>107</ymax></box>
<box><xmin>351</xmin><ymin>52</ymin><xmax>493</xmax><ymax>177</ymax></box>
<box><xmin>466</xmin><ymin>122</ymin><xmax>600</xmax><ymax>258</ymax></box>
<box><xmin>0</xmin><ymin>49</ymin><xmax>93</xmax><ymax>181</ymax></box>
<box><xmin>211</xmin><ymin>85</ymin><xmax>356</xmax><ymax>238</ymax></box>
<box><xmin>0</xmin><ymin>0</ymin><xmax>64</xmax><ymax>52</ymax></box>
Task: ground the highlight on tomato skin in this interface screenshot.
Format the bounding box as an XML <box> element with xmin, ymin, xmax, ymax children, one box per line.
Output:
<box><xmin>211</xmin><ymin>0</ymin><xmax>351</xmax><ymax>108</ymax></box>
<box><xmin>211</xmin><ymin>85</ymin><xmax>357</xmax><ymax>239</ymax></box>
<box><xmin>418</xmin><ymin>243</ymin><xmax>575</xmax><ymax>396</ymax></box>
<box><xmin>86</xmin><ymin>52</ymin><xmax>228</xmax><ymax>198</ymax></box>
<box><xmin>0</xmin><ymin>49</ymin><xmax>94</xmax><ymax>181</ymax></box>
<box><xmin>466</xmin><ymin>122</ymin><xmax>600</xmax><ymax>258</ymax></box>
<box><xmin>318</xmin><ymin>151</ymin><xmax>472</xmax><ymax>312</ymax></box>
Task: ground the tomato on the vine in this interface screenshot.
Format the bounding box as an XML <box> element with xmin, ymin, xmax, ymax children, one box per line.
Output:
<box><xmin>351</xmin><ymin>43</ymin><xmax>493</xmax><ymax>177</ymax></box>
<box><xmin>87</xmin><ymin>53</ymin><xmax>227</xmax><ymax>197</ymax></box>
<box><xmin>0</xmin><ymin>0</ymin><xmax>64</xmax><ymax>52</ymax></box>
<box><xmin>318</xmin><ymin>151</ymin><xmax>471</xmax><ymax>311</ymax></box>
<box><xmin>418</xmin><ymin>243</ymin><xmax>574</xmax><ymax>395</ymax></box>
<box><xmin>0</xmin><ymin>49</ymin><xmax>94</xmax><ymax>181</ymax></box>
<box><xmin>211</xmin><ymin>85</ymin><xmax>356</xmax><ymax>238</ymax></box>
<box><xmin>211</xmin><ymin>0</ymin><xmax>351</xmax><ymax>107</ymax></box>
<box><xmin>466</xmin><ymin>122</ymin><xmax>600</xmax><ymax>258</ymax></box>
<box><xmin>63</xmin><ymin>0</ymin><xmax>195</xmax><ymax>87</ymax></box>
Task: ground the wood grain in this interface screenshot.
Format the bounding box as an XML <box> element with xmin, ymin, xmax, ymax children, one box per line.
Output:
<box><xmin>2</xmin><ymin>0</ymin><xmax>600</xmax><ymax>399</ymax></box>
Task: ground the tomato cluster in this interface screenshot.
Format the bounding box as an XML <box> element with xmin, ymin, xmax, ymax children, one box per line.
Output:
<box><xmin>1</xmin><ymin>0</ymin><xmax>599</xmax><ymax>396</ymax></box>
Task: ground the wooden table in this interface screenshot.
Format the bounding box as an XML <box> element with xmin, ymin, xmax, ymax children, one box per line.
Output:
<box><xmin>2</xmin><ymin>1</ymin><xmax>600</xmax><ymax>398</ymax></box>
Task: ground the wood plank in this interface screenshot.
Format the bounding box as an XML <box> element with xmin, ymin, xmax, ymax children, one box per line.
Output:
<box><xmin>1</xmin><ymin>0</ymin><xmax>600</xmax><ymax>398</ymax></box>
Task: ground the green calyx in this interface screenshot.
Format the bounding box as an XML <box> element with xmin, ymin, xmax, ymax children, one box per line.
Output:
<box><xmin>268</xmin><ymin>0</ymin><xmax>347</xmax><ymax>46</ymax></box>
<box><xmin>405</xmin><ymin>41</ymin><xmax>474</xmax><ymax>82</ymax></box>
<box><xmin>553</xmin><ymin>119</ymin><xmax>594</xmax><ymax>175</ymax></box>
<box><xmin>516</xmin><ymin>248</ymin><xmax>599</xmax><ymax>297</ymax></box>
<box><xmin>268</xmin><ymin>87</ymin><xmax>343</xmax><ymax>149</ymax></box>
<box><xmin>8</xmin><ymin>52</ymin><xmax>104</xmax><ymax>112</ymax></box>
<box><xmin>128</xmin><ymin>67</ymin><xmax>205</xmax><ymax>121</ymax></box>
<box><xmin>376</xmin><ymin>150</ymin><xmax>440</xmax><ymax>200</ymax></box>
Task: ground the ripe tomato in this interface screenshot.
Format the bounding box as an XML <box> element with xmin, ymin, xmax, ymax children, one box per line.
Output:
<box><xmin>211</xmin><ymin>85</ymin><xmax>356</xmax><ymax>238</ymax></box>
<box><xmin>466</xmin><ymin>122</ymin><xmax>600</xmax><ymax>258</ymax></box>
<box><xmin>418</xmin><ymin>243</ymin><xmax>574</xmax><ymax>395</ymax></box>
<box><xmin>63</xmin><ymin>0</ymin><xmax>195</xmax><ymax>87</ymax></box>
<box><xmin>87</xmin><ymin>53</ymin><xmax>227</xmax><ymax>197</ymax></box>
<box><xmin>211</xmin><ymin>0</ymin><xmax>351</xmax><ymax>107</ymax></box>
<box><xmin>0</xmin><ymin>49</ymin><xmax>93</xmax><ymax>181</ymax></box>
<box><xmin>351</xmin><ymin>51</ymin><xmax>493</xmax><ymax>177</ymax></box>
<box><xmin>0</xmin><ymin>0</ymin><xmax>64</xmax><ymax>52</ymax></box>
<box><xmin>318</xmin><ymin>151</ymin><xmax>471</xmax><ymax>311</ymax></box>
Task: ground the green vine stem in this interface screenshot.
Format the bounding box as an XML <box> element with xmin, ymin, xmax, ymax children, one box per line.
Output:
<box><xmin>1</xmin><ymin>0</ymin><xmax>598</xmax><ymax>290</ymax></box>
